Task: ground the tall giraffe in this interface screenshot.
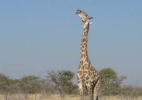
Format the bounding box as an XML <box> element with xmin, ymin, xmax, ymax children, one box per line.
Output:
<box><xmin>76</xmin><ymin>9</ymin><xmax>100</xmax><ymax>100</ymax></box>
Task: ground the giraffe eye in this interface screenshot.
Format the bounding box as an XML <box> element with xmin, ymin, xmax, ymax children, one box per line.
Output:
<box><xmin>77</xmin><ymin>10</ymin><xmax>81</xmax><ymax>13</ymax></box>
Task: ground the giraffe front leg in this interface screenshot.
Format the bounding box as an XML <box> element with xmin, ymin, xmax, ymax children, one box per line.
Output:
<box><xmin>86</xmin><ymin>84</ymin><xmax>93</xmax><ymax>100</ymax></box>
<box><xmin>93</xmin><ymin>80</ymin><xmax>100</xmax><ymax>100</ymax></box>
<box><xmin>78</xmin><ymin>81</ymin><xmax>83</xmax><ymax>100</ymax></box>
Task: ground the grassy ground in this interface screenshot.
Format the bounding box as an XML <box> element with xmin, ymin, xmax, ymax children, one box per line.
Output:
<box><xmin>0</xmin><ymin>94</ymin><xmax>141</xmax><ymax>100</ymax></box>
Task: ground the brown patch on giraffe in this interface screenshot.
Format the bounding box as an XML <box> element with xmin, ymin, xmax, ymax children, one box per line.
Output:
<box><xmin>78</xmin><ymin>71</ymin><xmax>83</xmax><ymax>76</ymax></box>
<box><xmin>82</xmin><ymin>41</ymin><xmax>87</xmax><ymax>45</ymax></box>
<box><xmin>91</xmin><ymin>75</ymin><xmax>95</xmax><ymax>79</ymax></box>
<box><xmin>82</xmin><ymin>38</ymin><xmax>86</xmax><ymax>42</ymax></box>
<box><xmin>84</xmin><ymin>66</ymin><xmax>89</xmax><ymax>70</ymax></box>
<box><xmin>84</xmin><ymin>63</ymin><xmax>88</xmax><ymax>67</ymax></box>
<box><xmin>82</xmin><ymin>49</ymin><xmax>85</xmax><ymax>53</ymax></box>
<box><xmin>82</xmin><ymin>74</ymin><xmax>86</xmax><ymax>79</ymax></box>
<box><xmin>80</xmin><ymin>61</ymin><xmax>83</xmax><ymax>65</ymax></box>
<box><xmin>82</xmin><ymin>54</ymin><xmax>85</xmax><ymax>58</ymax></box>
<box><xmin>85</xmin><ymin>81</ymin><xmax>89</xmax><ymax>84</ymax></box>
<box><xmin>86</xmin><ymin>75</ymin><xmax>89</xmax><ymax>80</ymax></box>
<box><xmin>83</xmin><ymin>70</ymin><xmax>87</xmax><ymax>74</ymax></box>
<box><xmin>83</xmin><ymin>57</ymin><xmax>87</xmax><ymax>61</ymax></box>
<box><xmin>82</xmin><ymin>45</ymin><xmax>84</xmax><ymax>49</ymax></box>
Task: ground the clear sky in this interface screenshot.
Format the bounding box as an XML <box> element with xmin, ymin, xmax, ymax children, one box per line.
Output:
<box><xmin>0</xmin><ymin>0</ymin><xmax>142</xmax><ymax>85</ymax></box>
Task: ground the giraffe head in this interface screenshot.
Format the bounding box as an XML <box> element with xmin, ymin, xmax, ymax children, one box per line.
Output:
<box><xmin>76</xmin><ymin>9</ymin><xmax>93</xmax><ymax>24</ymax></box>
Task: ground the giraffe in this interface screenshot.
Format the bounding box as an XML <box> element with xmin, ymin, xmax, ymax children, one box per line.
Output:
<box><xmin>76</xmin><ymin>9</ymin><xmax>100</xmax><ymax>100</ymax></box>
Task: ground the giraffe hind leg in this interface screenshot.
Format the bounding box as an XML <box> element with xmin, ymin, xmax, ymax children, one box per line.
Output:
<box><xmin>93</xmin><ymin>79</ymin><xmax>100</xmax><ymax>100</ymax></box>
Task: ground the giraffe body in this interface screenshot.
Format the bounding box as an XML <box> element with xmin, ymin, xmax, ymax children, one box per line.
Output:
<box><xmin>76</xmin><ymin>9</ymin><xmax>100</xmax><ymax>100</ymax></box>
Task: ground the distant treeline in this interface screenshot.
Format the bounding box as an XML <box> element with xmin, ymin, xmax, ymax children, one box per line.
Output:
<box><xmin>0</xmin><ymin>68</ymin><xmax>142</xmax><ymax>97</ymax></box>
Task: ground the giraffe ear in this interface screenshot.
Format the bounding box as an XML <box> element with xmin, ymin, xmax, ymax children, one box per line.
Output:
<box><xmin>90</xmin><ymin>17</ymin><xmax>93</xmax><ymax>19</ymax></box>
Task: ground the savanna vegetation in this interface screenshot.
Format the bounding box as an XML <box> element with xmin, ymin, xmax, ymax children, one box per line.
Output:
<box><xmin>0</xmin><ymin>68</ymin><xmax>142</xmax><ymax>100</ymax></box>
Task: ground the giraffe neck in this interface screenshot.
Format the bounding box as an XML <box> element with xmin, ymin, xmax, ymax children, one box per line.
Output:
<box><xmin>80</xmin><ymin>23</ymin><xmax>90</xmax><ymax>62</ymax></box>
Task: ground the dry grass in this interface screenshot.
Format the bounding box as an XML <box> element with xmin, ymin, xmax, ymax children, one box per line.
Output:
<box><xmin>0</xmin><ymin>94</ymin><xmax>141</xmax><ymax>100</ymax></box>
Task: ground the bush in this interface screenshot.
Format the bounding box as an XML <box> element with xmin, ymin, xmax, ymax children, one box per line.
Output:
<box><xmin>99</xmin><ymin>68</ymin><xmax>126</xmax><ymax>95</ymax></box>
<box><xmin>47</xmin><ymin>70</ymin><xmax>77</xmax><ymax>95</ymax></box>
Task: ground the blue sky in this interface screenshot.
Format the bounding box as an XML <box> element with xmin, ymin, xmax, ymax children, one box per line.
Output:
<box><xmin>0</xmin><ymin>0</ymin><xmax>142</xmax><ymax>85</ymax></box>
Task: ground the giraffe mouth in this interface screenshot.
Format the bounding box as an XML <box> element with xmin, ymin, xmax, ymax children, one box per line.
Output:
<box><xmin>76</xmin><ymin>11</ymin><xmax>79</xmax><ymax>15</ymax></box>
